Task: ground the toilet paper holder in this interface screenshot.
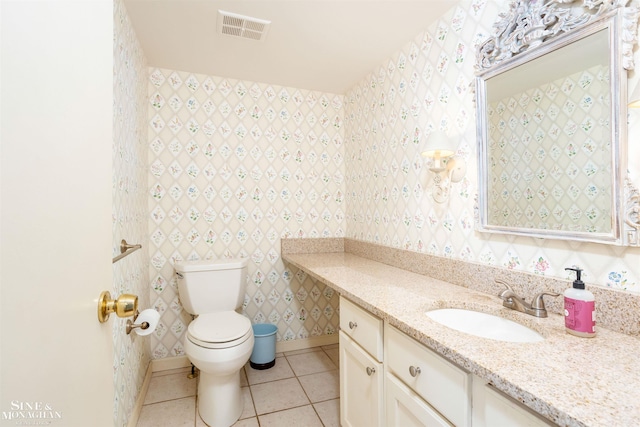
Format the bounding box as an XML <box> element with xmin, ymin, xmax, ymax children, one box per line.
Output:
<box><xmin>97</xmin><ymin>291</ymin><xmax>138</xmax><ymax>323</ymax></box>
<box><xmin>126</xmin><ymin>311</ymin><xmax>150</xmax><ymax>335</ymax></box>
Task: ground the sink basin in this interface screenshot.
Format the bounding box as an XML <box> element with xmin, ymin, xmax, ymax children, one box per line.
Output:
<box><xmin>425</xmin><ymin>308</ymin><xmax>544</xmax><ymax>343</ymax></box>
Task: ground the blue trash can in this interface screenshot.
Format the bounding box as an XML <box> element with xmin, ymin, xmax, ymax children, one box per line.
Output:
<box><xmin>250</xmin><ymin>324</ymin><xmax>277</xmax><ymax>370</ymax></box>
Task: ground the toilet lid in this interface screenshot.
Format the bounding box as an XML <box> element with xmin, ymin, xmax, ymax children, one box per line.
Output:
<box><xmin>188</xmin><ymin>311</ymin><xmax>252</xmax><ymax>344</ymax></box>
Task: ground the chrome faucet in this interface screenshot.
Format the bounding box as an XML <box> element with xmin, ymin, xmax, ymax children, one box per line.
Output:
<box><xmin>496</xmin><ymin>280</ymin><xmax>559</xmax><ymax>318</ymax></box>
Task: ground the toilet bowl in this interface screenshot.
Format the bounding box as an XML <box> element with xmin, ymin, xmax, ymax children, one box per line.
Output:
<box><xmin>185</xmin><ymin>312</ymin><xmax>254</xmax><ymax>427</ymax></box>
<box><xmin>175</xmin><ymin>258</ymin><xmax>254</xmax><ymax>427</ymax></box>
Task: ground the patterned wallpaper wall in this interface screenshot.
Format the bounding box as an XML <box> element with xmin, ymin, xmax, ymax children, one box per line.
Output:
<box><xmin>344</xmin><ymin>0</ymin><xmax>639</xmax><ymax>291</ymax></box>
<box><xmin>113</xmin><ymin>0</ymin><xmax>150</xmax><ymax>425</ymax></box>
<box><xmin>147</xmin><ymin>69</ymin><xmax>344</xmax><ymax>358</ymax></box>
<box><xmin>487</xmin><ymin>64</ymin><xmax>612</xmax><ymax>233</ymax></box>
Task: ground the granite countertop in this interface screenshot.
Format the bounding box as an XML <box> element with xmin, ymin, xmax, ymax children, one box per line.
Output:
<box><xmin>283</xmin><ymin>251</ymin><xmax>640</xmax><ymax>427</ymax></box>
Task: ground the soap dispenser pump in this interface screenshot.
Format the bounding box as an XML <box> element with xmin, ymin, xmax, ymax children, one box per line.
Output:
<box><xmin>564</xmin><ymin>267</ymin><xmax>596</xmax><ymax>337</ymax></box>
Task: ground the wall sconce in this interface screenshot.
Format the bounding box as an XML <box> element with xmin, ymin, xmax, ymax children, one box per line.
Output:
<box><xmin>421</xmin><ymin>131</ymin><xmax>466</xmax><ymax>203</ymax></box>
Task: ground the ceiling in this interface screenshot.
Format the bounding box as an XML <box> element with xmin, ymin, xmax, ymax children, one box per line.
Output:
<box><xmin>124</xmin><ymin>0</ymin><xmax>458</xmax><ymax>94</ymax></box>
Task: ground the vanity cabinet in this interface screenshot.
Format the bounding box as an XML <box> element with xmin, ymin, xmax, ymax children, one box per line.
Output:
<box><xmin>339</xmin><ymin>296</ymin><xmax>550</xmax><ymax>427</ymax></box>
<box><xmin>385</xmin><ymin>324</ymin><xmax>471</xmax><ymax>426</ymax></box>
<box><xmin>339</xmin><ymin>297</ymin><xmax>384</xmax><ymax>427</ymax></box>
<box><xmin>472</xmin><ymin>377</ymin><xmax>554</xmax><ymax>427</ymax></box>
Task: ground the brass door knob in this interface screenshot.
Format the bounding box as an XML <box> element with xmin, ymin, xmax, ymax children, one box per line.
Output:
<box><xmin>98</xmin><ymin>291</ymin><xmax>138</xmax><ymax>323</ymax></box>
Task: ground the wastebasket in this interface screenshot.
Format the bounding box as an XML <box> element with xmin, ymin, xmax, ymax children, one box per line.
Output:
<box><xmin>250</xmin><ymin>323</ymin><xmax>277</xmax><ymax>370</ymax></box>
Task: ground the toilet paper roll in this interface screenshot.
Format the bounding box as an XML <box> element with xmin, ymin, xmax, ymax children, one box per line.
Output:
<box><xmin>132</xmin><ymin>309</ymin><xmax>160</xmax><ymax>336</ymax></box>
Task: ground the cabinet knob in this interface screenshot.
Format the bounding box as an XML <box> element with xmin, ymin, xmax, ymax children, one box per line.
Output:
<box><xmin>409</xmin><ymin>366</ymin><xmax>421</xmax><ymax>377</ymax></box>
<box><xmin>348</xmin><ymin>321</ymin><xmax>358</xmax><ymax>330</ymax></box>
<box><xmin>366</xmin><ymin>366</ymin><xmax>376</xmax><ymax>376</ymax></box>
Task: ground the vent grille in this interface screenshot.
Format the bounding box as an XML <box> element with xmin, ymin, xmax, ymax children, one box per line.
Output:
<box><xmin>218</xmin><ymin>10</ymin><xmax>271</xmax><ymax>42</ymax></box>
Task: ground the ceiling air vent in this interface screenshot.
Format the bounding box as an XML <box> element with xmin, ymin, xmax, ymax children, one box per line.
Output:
<box><xmin>217</xmin><ymin>10</ymin><xmax>271</xmax><ymax>42</ymax></box>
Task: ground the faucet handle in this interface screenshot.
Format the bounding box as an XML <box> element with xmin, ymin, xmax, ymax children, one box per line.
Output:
<box><xmin>531</xmin><ymin>292</ymin><xmax>560</xmax><ymax>309</ymax></box>
<box><xmin>530</xmin><ymin>292</ymin><xmax>560</xmax><ymax>317</ymax></box>
<box><xmin>495</xmin><ymin>279</ymin><xmax>514</xmax><ymax>297</ymax></box>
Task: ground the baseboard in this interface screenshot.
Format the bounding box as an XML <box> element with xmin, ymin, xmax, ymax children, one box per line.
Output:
<box><xmin>276</xmin><ymin>334</ymin><xmax>339</xmax><ymax>353</ymax></box>
<box><xmin>150</xmin><ymin>355</ymin><xmax>192</xmax><ymax>372</ymax></box>
<box><xmin>127</xmin><ymin>362</ymin><xmax>153</xmax><ymax>427</ymax></box>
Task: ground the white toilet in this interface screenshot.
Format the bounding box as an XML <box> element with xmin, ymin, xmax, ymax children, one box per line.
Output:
<box><xmin>175</xmin><ymin>258</ymin><xmax>254</xmax><ymax>427</ymax></box>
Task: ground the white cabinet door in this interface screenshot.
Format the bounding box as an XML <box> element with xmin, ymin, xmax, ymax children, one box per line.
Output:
<box><xmin>472</xmin><ymin>377</ymin><xmax>554</xmax><ymax>427</ymax></box>
<box><xmin>340</xmin><ymin>331</ymin><xmax>384</xmax><ymax>427</ymax></box>
<box><xmin>386</xmin><ymin>372</ymin><xmax>454</xmax><ymax>427</ymax></box>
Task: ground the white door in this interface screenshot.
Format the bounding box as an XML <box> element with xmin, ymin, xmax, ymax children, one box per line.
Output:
<box><xmin>1</xmin><ymin>2</ymin><xmax>114</xmax><ymax>426</ymax></box>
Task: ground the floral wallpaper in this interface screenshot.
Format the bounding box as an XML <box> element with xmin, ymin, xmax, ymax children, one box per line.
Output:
<box><xmin>147</xmin><ymin>69</ymin><xmax>344</xmax><ymax>359</ymax></box>
<box><xmin>343</xmin><ymin>0</ymin><xmax>639</xmax><ymax>290</ymax></box>
<box><xmin>113</xmin><ymin>0</ymin><xmax>150</xmax><ymax>425</ymax></box>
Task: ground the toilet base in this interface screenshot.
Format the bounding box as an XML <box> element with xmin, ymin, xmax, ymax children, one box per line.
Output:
<box><xmin>197</xmin><ymin>370</ymin><xmax>243</xmax><ymax>427</ymax></box>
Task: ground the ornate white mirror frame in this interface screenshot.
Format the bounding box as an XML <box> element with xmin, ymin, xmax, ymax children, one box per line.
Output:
<box><xmin>475</xmin><ymin>0</ymin><xmax>640</xmax><ymax>246</ymax></box>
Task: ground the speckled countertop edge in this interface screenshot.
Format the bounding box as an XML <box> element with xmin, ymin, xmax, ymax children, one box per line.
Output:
<box><xmin>282</xmin><ymin>250</ymin><xmax>640</xmax><ymax>427</ymax></box>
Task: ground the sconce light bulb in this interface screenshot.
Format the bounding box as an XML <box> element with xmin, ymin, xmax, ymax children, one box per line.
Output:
<box><xmin>431</xmin><ymin>155</ymin><xmax>446</xmax><ymax>172</ymax></box>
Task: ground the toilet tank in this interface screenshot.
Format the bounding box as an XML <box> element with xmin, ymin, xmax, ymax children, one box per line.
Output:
<box><xmin>174</xmin><ymin>258</ymin><xmax>248</xmax><ymax>315</ymax></box>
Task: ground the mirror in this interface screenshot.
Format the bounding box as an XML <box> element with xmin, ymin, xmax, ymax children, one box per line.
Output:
<box><xmin>475</xmin><ymin>1</ymin><xmax>640</xmax><ymax>246</ymax></box>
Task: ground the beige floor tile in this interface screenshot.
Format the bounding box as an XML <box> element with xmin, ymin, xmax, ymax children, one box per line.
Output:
<box><xmin>245</xmin><ymin>357</ymin><xmax>294</xmax><ymax>385</ymax></box>
<box><xmin>232</xmin><ymin>418</ymin><xmax>259</xmax><ymax>427</ymax></box>
<box><xmin>195</xmin><ymin>409</ymin><xmax>206</xmax><ymax>427</ymax></box>
<box><xmin>240</xmin><ymin>367</ymin><xmax>248</xmax><ymax>387</ymax></box>
<box><xmin>250</xmin><ymin>377</ymin><xmax>309</xmax><ymax>415</ymax></box>
<box><xmin>298</xmin><ymin>370</ymin><xmax>340</xmax><ymax>403</ymax></box>
<box><xmin>313</xmin><ymin>398</ymin><xmax>340</xmax><ymax>427</ymax></box>
<box><xmin>258</xmin><ymin>405</ymin><xmax>323</xmax><ymax>427</ymax></box>
<box><xmin>286</xmin><ymin>350</ymin><xmax>337</xmax><ymax>376</ymax></box>
<box><xmin>137</xmin><ymin>397</ymin><xmax>195</xmax><ymax>427</ymax></box>
<box><xmin>240</xmin><ymin>387</ymin><xmax>256</xmax><ymax>419</ymax></box>
<box><xmin>143</xmin><ymin>372</ymin><xmax>197</xmax><ymax>404</ymax></box>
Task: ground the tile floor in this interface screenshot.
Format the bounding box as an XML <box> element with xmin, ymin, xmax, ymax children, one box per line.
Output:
<box><xmin>137</xmin><ymin>344</ymin><xmax>340</xmax><ymax>427</ymax></box>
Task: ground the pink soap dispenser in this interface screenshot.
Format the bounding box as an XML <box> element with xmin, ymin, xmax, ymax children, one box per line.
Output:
<box><xmin>564</xmin><ymin>267</ymin><xmax>596</xmax><ymax>337</ymax></box>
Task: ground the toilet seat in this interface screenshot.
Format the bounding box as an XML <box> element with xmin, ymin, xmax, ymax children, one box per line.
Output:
<box><xmin>188</xmin><ymin>311</ymin><xmax>252</xmax><ymax>349</ymax></box>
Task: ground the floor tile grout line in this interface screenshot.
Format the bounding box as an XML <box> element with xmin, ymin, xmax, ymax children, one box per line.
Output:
<box><xmin>248</xmin><ymin>350</ymin><xmax>337</xmax><ymax>424</ymax></box>
<box><xmin>244</xmin><ymin>366</ymin><xmax>260</xmax><ymax>425</ymax></box>
<box><xmin>193</xmin><ymin>393</ymin><xmax>197</xmax><ymax>427</ymax></box>
<box><xmin>250</xmin><ymin>355</ymin><xmax>312</xmax><ymax>417</ymax></box>
<box><xmin>254</xmin><ymin>401</ymin><xmax>316</xmax><ymax>418</ymax></box>
<box><xmin>288</xmin><ymin>352</ymin><xmax>327</xmax><ymax>426</ymax></box>
<box><xmin>141</xmin><ymin>394</ymin><xmax>197</xmax><ymax>408</ymax></box>
<box><xmin>193</xmin><ymin>374</ymin><xmax>199</xmax><ymax>427</ymax></box>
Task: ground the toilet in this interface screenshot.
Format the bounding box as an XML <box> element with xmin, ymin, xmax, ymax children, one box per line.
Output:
<box><xmin>175</xmin><ymin>258</ymin><xmax>254</xmax><ymax>427</ymax></box>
